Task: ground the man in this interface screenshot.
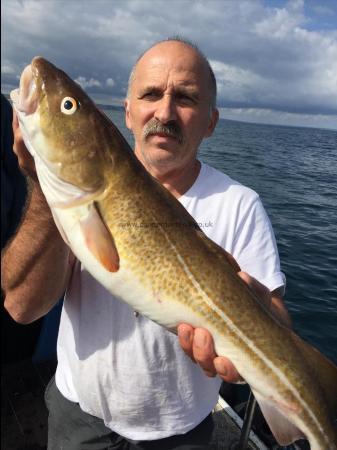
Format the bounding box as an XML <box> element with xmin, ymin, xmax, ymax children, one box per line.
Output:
<box><xmin>2</xmin><ymin>38</ymin><xmax>290</xmax><ymax>449</ymax></box>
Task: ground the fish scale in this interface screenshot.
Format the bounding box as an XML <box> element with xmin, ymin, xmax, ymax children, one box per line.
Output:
<box><xmin>10</xmin><ymin>56</ymin><xmax>337</xmax><ymax>450</ymax></box>
<box><xmin>98</xmin><ymin>163</ymin><xmax>336</xmax><ymax>449</ymax></box>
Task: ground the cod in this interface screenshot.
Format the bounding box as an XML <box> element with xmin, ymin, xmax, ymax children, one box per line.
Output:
<box><xmin>11</xmin><ymin>57</ymin><xmax>337</xmax><ymax>450</ymax></box>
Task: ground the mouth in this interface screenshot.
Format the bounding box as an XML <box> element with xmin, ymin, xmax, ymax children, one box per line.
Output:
<box><xmin>144</xmin><ymin>130</ymin><xmax>184</xmax><ymax>146</ymax></box>
<box><xmin>10</xmin><ymin>63</ymin><xmax>38</xmax><ymax>115</ymax></box>
<box><xmin>148</xmin><ymin>132</ymin><xmax>178</xmax><ymax>141</ymax></box>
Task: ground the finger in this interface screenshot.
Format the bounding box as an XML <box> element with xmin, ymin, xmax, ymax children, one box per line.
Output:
<box><xmin>12</xmin><ymin>112</ymin><xmax>25</xmax><ymax>156</ymax></box>
<box><xmin>238</xmin><ymin>271</ymin><xmax>266</xmax><ymax>294</ymax></box>
<box><xmin>224</xmin><ymin>251</ymin><xmax>241</xmax><ymax>272</ymax></box>
<box><xmin>238</xmin><ymin>271</ymin><xmax>253</xmax><ymax>287</ymax></box>
<box><xmin>193</xmin><ymin>328</ymin><xmax>217</xmax><ymax>377</ymax></box>
<box><xmin>238</xmin><ymin>271</ymin><xmax>271</xmax><ymax>309</ymax></box>
<box><xmin>11</xmin><ymin>114</ymin><xmax>38</xmax><ymax>178</ymax></box>
<box><xmin>12</xmin><ymin>111</ymin><xmax>21</xmax><ymax>155</ymax></box>
<box><xmin>12</xmin><ymin>108</ymin><xmax>19</xmax><ymax>130</ymax></box>
<box><xmin>214</xmin><ymin>356</ymin><xmax>243</xmax><ymax>383</ymax></box>
<box><xmin>177</xmin><ymin>324</ymin><xmax>195</xmax><ymax>362</ymax></box>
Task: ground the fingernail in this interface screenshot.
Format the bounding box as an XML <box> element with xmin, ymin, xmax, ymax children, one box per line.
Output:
<box><xmin>194</xmin><ymin>330</ymin><xmax>207</xmax><ymax>348</ymax></box>
<box><xmin>214</xmin><ymin>359</ymin><xmax>227</xmax><ymax>376</ymax></box>
<box><xmin>180</xmin><ymin>329</ymin><xmax>191</xmax><ymax>344</ymax></box>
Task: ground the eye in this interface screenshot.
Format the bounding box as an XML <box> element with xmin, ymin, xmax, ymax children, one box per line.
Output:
<box><xmin>61</xmin><ymin>96</ymin><xmax>78</xmax><ymax>115</ymax></box>
<box><xmin>139</xmin><ymin>89</ymin><xmax>162</xmax><ymax>101</ymax></box>
<box><xmin>176</xmin><ymin>93</ymin><xmax>195</xmax><ymax>105</ymax></box>
<box><xmin>144</xmin><ymin>93</ymin><xmax>157</xmax><ymax>99</ymax></box>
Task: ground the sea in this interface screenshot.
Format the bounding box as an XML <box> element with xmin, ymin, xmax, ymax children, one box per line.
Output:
<box><xmin>105</xmin><ymin>108</ymin><xmax>337</xmax><ymax>364</ymax></box>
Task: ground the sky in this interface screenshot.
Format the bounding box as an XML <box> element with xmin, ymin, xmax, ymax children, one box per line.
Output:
<box><xmin>1</xmin><ymin>0</ymin><xmax>337</xmax><ymax>130</ymax></box>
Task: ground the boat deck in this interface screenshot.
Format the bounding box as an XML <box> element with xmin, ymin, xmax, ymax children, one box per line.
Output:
<box><xmin>1</xmin><ymin>358</ymin><xmax>263</xmax><ymax>450</ymax></box>
<box><xmin>1</xmin><ymin>358</ymin><xmax>56</xmax><ymax>450</ymax></box>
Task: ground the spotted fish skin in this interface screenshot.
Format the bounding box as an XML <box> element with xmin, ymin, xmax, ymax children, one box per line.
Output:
<box><xmin>10</xmin><ymin>57</ymin><xmax>337</xmax><ymax>450</ymax></box>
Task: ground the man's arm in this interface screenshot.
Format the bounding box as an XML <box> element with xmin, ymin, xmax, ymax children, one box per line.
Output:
<box><xmin>1</xmin><ymin>113</ymin><xmax>71</xmax><ymax>324</ymax></box>
<box><xmin>178</xmin><ymin>272</ymin><xmax>291</xmax><ymax>383</ymax></box>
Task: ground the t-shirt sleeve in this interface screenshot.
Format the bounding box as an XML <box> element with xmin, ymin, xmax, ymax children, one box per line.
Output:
<box><xmin>231</xmin><ymin>194</ymin><xmax>286</xmax><ymax>294</ymax></box>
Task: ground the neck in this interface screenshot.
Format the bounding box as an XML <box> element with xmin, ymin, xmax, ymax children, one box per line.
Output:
<box><xmin>136</xmin><ymin>156</ymin><xmax>201</xmax><ymax>199</ymax></box>
<box><xmin>159</xmin><ymin>159</ymin><xmax>201</xmax><ymax>198</ymax></box>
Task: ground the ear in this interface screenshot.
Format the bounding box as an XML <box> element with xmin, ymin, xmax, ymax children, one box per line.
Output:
<box><xmin>124</xmin><ymin>99</ymin><xmax>132</xmax><ymax>130</ymax></box>
<box><xmin>205</xmin><ymin>108</ymin><xmax>219</xmax><ymax>138</ymax></box>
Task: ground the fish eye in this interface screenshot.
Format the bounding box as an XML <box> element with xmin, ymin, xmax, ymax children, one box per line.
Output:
<box><xmin>61</xmin><ymin>97</ymin><xmax>78</xmax><ymax>115</ymax></box>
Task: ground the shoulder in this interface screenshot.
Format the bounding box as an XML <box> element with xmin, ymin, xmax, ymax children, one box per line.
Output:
<box><xmin>199</xmin><ymin>162</ymin><xmax>260</xmax><ymax>208</ymax></box>
<box><xmin>184</xmin><ymin>162</ymin><xmax>267</xmax><ymax>249</ymax></box>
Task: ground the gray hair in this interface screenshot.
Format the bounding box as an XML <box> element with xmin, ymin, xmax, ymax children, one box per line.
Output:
<box><xmin>126</xmin><ymin>37</ymin><xmax>217</xmax><ymax>109</ymax></box>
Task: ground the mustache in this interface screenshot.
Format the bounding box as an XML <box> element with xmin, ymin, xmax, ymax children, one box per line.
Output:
<box><xmin>143</xmin><ymin>119</ymin><xmax>184</xmax><ymax>144</ymax></box>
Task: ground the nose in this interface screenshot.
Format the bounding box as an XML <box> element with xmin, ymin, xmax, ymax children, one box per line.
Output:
<box><xmin>154</xmin><ymin>94</ymin><xmax>177</xmax><ymax>124</ymax></box>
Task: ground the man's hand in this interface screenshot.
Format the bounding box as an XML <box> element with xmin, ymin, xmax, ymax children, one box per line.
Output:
<box><xmin>178</xmin><ymin>323</ymin><xmax>243</xmax><ymax>382</ymax></box>
<box><xmin>12</xmin><ymin>109</ymin><xmax>37</xmax><ymax>179</ymax></box>
<box><xmin>178</xmin><ymin>271</ymin><xmax>291</xmax><ymax>383</ymax></box>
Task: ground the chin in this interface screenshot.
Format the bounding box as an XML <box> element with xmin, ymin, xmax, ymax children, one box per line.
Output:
<box><xmin>146</xmin><ymin>156</ymin><xmax>184</xmax><ymax>174</ymax></box>
<box><xmin>145</xmin><ymin>147</ymin><xmax>179</xmax><ymax>161</ymax></box>
<box><xmin>138</xmin><ymin>143</ymin><xmax>185</xmax><ymax>170</ymax></box>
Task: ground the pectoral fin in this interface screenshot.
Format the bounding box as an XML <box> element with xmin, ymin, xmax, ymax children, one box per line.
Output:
<box><xmin>80</xmin><ymin>204</ymin><xmax>119</xmax><ymax>272</ymax></box>
<box><xmin>252</xmin><ymin>390</ymin><xmax>305</xmax><ymax>445</ymax></box>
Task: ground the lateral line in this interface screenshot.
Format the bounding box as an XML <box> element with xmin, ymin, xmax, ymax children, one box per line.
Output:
<box><xmin>156</xmin><ymin>221</ymin><xmax>328</xmax><ymax>445</ymax></box>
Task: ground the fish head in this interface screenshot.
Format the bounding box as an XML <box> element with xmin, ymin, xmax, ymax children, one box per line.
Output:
<box><xmin>10</xmin><ymin>56</ymin><xmax>110</xmax><ymax>196</ymax></box>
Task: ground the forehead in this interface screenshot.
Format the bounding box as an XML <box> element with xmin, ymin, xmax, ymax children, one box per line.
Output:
<box><xmin>132</xmin><ymin>42</ymin><xmax>210</xmax><ymax>90</ymax></box>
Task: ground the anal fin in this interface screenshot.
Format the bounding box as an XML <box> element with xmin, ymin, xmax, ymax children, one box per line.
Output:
<box><xmin>252</xmin><ymin>389</ymin><xmax>306</xmax><ymax>446</ymax></box>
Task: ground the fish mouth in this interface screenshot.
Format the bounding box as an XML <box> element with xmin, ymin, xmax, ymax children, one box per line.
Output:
<box><xmin>10</xmin><ymin>63</ymin><xmax>39</xmax><ymax>115</ymax></box>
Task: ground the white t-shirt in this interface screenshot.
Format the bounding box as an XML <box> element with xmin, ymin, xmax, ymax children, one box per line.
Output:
<box><xmin>55</xmin><ymin>162</ymin><xmax>285</xmax><ymax>440</ymax></box>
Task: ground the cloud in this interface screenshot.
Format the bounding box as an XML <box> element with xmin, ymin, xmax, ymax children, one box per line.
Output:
<box><xmin>254</xmin><ymin>0</ymin><xmax>305</xmax><ymax>39</ymax></box>
<box><xmin>1</xmin><ymin>0</ymin><xmax>337</xmax><ymax>127</ymax></box>
<box><xmin>219</xmin><ymin>107</ymin><xmax>337</xmax><ymax>130</ymax></box>
<box><xmin>210</xmin><ymin>60</ymin><xmax>267</xmax><ymax>103</ymax></box>
<box><xmin>1</xmin><ymin>63</ymin><xmax>15</xmax><ymax>75</ymax></box>
<box><xmin>106</xmin><ymin>78</ymin><xmax>115</xmax><ymax>87</ymax></box>
<box><xmin>75</xmin><ymin>76</ymin><xmax>101</xmax><ymax>89</ymax></box>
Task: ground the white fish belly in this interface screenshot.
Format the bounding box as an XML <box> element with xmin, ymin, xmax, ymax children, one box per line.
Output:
<box><xmin>54</xmin><ymin>206</ymin><xmax>215</xmax><ymax>330</ymax></box>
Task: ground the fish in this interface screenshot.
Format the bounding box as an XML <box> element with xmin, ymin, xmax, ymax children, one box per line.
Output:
<box><xmin>10</xmin><ymin>57</ymin><xmax>337</xmax><ymax>450</ymax></box>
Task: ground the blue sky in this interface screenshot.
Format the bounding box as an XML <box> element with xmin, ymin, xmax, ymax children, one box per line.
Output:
<box><xmin>1</xmin><ymin>0</ymin><xmax>337</xmax><ymax>129</ymax></box>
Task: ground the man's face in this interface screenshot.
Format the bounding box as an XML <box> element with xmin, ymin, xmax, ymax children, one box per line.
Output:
<box><xmin>125</xmin><ymin>42</ymin><xmax>218</xmax><ymax>175</ymax></box>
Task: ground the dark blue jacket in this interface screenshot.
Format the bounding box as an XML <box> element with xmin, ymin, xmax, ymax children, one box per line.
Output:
<box><xmin>1</xmin><ymin>93</ymin><xmax>27</xmax><ymax>249</ymax></box>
